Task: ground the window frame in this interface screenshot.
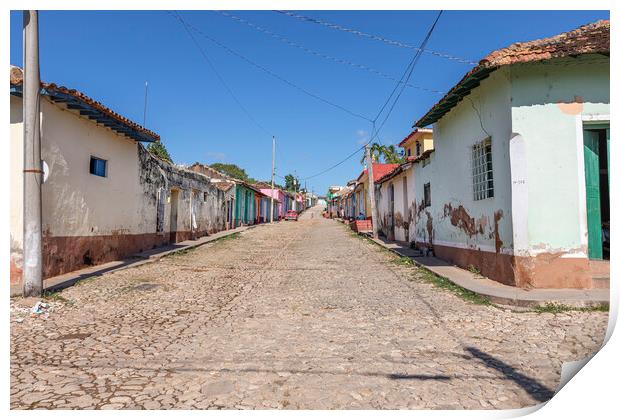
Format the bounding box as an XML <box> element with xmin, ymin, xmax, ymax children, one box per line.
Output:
<box><xmin>423</xmin><ymin>182</ymin><xmax>431</xmax><ymax>208</ymax></box>
<box><xmin>89</xmin><ymin>156</ymin><xmax>108</xmax><ymax>178</ymax></box>
<box><xmin>471</xmin><ymin>137</ymin><xmax>494</xmax><ymax>201</ymax></box>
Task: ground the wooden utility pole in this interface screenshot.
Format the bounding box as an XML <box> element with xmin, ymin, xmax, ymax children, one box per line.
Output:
<box><xmin>270</xmin><ymin>136</ymin><xmax>275</xmax><ymax>223</ymax></box>
<box><xmin>365</xmin><ymin>145</ymin><xmax>379</xmax><ymax>239</ymax></box>
<box><xmin>22</xmin><ymin>10</ymin><xmax>43</xmax><ymax>297</ymax></box>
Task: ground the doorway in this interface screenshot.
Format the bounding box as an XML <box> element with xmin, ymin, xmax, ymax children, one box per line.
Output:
<box><xmin>583</xmin><ymin>125</ymin><xmax>610</xmax><ymax>260</ymax></box>
<box><xmin>170</xmin><ymin>189</ymin><xmax>179</xmax><ymax>242</ymax></box>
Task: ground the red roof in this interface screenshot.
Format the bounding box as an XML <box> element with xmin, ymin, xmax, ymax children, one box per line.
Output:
<box><xmin>357</xmin><ymin>163</ymin><xmax>399</xmax><ymax>183</ymax></box>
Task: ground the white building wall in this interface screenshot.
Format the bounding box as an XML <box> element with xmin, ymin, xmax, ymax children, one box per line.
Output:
<box><xmin>420</xmin><ymin>67</ymin><xmax>514</xmax><ymax>254</ymax></box>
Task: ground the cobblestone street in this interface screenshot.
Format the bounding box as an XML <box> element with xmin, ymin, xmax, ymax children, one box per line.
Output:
<box><xmin>10</xmin><ymin>206</ymin><xmax>608</xmax><ymax>409</ymax></box>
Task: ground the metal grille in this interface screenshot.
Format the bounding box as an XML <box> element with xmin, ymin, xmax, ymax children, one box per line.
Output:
<box><xmin>472</xmin><ymin>138</ymin><xmax>494</xmax><ymax>201</ymax></box>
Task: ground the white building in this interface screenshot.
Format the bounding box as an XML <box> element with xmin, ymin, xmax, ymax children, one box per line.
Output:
<box><xmin>10</xmin><ymin>66</ymin><xmax>226</xmax><ymax>285</ymax></box>
<box><xmin>411</xmin><ymin>20</ymin><xmax>609</xmax><ymax>289</ymax></box>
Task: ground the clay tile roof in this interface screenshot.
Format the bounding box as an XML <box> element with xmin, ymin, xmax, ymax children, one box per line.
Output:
<box><xmin>214</xmin><ymin>181</ymin><xmax>234</xmax><ymax>192</ymax></box>
<box><xmin>10</xmin><ymin>66</ymin><xmax>159</xmax><ymax>143</ymax></box>
<box><xmin>415</xmin><ymin>20</ymin><xmax>609</xmax><ymax>128</ymax></box>
<box><xmin>356</xmin><ymin>163</ymin><xmax>400</xmax><ymax>183</ymax></box>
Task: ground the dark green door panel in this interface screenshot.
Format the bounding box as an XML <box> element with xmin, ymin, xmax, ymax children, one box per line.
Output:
<box><xmin>583</xmin><ymin>130</ymin><xmax>602</xmax><ymax>259</ymax></box>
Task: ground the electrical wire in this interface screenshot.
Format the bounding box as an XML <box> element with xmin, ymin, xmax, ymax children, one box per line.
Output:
<box><xmin>274</xmin><ymin>10</ymin><xmax>477</xmax><ymax>65</ymax></box>
<box><xmin>215</xmin><ymin>10</ymin><xmax>445</xmax><ymax>95</ymax></box>
<box><xmin>169</xmin><ymin>11</ymin><xmax>272</xmax><ymax>137</ymax></box>
<box><xmin>300</xmin><ymin>11</ymin><xmax>444</xmax><ymax>181</ymax></box>
<box><xmin>173</xmin><ymin>11</ymin><xmax>373</xmax><ymax>122</ymax></box>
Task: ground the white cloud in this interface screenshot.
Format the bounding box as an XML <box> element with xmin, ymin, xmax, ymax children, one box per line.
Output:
<box><xmin>355</xmin><ymin>129</ymin><xmax>369</xmax><ymax>145</ymax></box>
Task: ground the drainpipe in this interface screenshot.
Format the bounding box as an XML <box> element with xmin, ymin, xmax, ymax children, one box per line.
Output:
<box><xmin>22</xmin><ymin>10</ymin><xmax>43</xmax><ymax>297</ymax></box>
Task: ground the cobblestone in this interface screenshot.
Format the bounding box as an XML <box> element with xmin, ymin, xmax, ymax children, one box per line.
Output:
<box><xmin>10</xmin><ymin>207</ymin><xmax>608</xmax><ymax>409</ymax></box>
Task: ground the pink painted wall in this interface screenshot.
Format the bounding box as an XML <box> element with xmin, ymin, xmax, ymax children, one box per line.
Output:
<box><xmin>260</xmin><ymin>188</ymin><xmax>285</xmax><ymax>218</ymax></box>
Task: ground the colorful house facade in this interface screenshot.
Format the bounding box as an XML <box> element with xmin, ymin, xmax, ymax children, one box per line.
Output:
<box><xmin>411</xmin><ymin>20</ymin><xmax>609</xmax><ymax>289</ymax></box>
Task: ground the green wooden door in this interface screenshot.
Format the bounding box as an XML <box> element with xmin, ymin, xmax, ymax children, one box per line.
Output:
<box><xmin>583</xmin><ymin>130</ymin><xmax>602</xmax><ymax>259</ymax></box>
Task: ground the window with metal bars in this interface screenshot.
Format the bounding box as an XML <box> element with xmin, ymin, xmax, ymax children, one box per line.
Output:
<box><xmin>472</xmin><ymin>138</ymin><xmax>494</xmax><ymax>200</ymax></box>
<box><xmin>423</xmin><ymin>182</ymin><xmax>431</xmax><ymax>208</ymax></box>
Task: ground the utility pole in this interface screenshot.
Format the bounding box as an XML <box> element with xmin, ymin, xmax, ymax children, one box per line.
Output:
<box><xmin>365</xmin><ymin>144</ymin><xmax>379</xmax><ymax>239</ymax></box>
<box><xmin>294</xmin><ymin>171</ymin><xmax>298</xmax><ymax>212</ymax></box>
<box><xmin>270</xmin><ymin>136</ymin><xmax>275</xmax><ymax>223</ymax></box>
<box><xmin>22</xmin><ymin>10</ymin><xmax>43</xmax><ymax>297</ymax></box>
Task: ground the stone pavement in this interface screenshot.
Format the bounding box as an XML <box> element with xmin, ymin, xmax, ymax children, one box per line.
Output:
<box><xmin>369</xmin><ymin>236</ymin><xmax>610</xmax><ymax>308</ymax></box>
<box><xmin>10</xmin><ymin>206</ymin><xmax>608</xmax><ymax>409</ymax></box>
<box><xmin>9</xmin><ymin>225</ymin><xmax>251</xmax><ymax>297</ymax></box>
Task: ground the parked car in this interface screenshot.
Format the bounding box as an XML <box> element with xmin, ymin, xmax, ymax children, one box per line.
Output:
<box><xmin>285</xmin><ymin>210</ymin><xmax>298</xmax><ymax>221</ymax></box>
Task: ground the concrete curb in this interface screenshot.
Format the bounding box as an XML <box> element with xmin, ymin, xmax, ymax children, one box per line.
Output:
<box><xmin>10</xmin><ymin>225</ymin><xmax>256</xmax><ymax>297</ymax></box>
<box><xmin>361</xmin><ymin>233</ymin><xmax>609</xmax><ymax>309</ymax></box>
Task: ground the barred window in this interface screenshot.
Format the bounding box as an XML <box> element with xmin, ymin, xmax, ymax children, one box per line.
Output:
<box><xmin>472</xmin><ymin>138</ymin><xmax>494</xmax><ymax>201</ymax></box>
<box><xmin>423</xmin><ymin>182</ymin><xmax>431</xmax><ymax>208</ymax></box>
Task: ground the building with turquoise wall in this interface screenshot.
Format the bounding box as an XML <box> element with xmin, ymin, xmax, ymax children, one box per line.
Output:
<box><xmin>412</xmin><ymin>20</ymin><xmax>609</xmax><ymax>289</ymax></box>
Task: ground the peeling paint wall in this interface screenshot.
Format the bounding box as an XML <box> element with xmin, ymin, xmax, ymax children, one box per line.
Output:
<box><xmin>510</xmin><ymin>55</ymin><xmax>610</xmax><ymax>258</ymax></box>
<box><xmin>414</xmin><ymin>55</ymin><xmax>609</xmax><ymax>288</ymax></box>
<box><xmin>377</xmin><ymin>168</ymin><xmax>414</xmax><ymax>243</ymax></box>
<box><xmin>415</xmin><ymin>67</ymin><xmax>514</xmax><ymax>257</ymax></box>
<box><xmin>10</xmin><ymin>95</ymin><xmax>227</xmax><ymax>282</ymax></box>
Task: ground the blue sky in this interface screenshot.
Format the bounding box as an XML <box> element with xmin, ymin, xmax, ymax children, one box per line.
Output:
<box><xmin>10</xmin><ymin>10</ymin><xmax>609</xmax><ymax>194</ymax></box>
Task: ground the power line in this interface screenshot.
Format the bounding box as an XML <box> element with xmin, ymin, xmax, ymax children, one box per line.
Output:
<box><xmin>372</xmin><ymin>11</ymin><xmax>443</xmax><ymax>143</ymax></box>
<box><xmin>300</xmin><ymin>11</ymin><xmax>444</xmax><ymax>181</ymax></box>
<box><xmin>169</xmin><ymin>11</ymin><xmax>272</xmax><ymax>136</ymax></box>
<box><xmin>275</xmin><ymin>10</ymin><xmax>477</xmax><ymax>65</ymax></box>
<box><xmin>174</xmin><ymin>12</ymin><xmax>373</xmax><ymax>122</ymax></box>
<box><xmin>215</xmin><ymin>10</ymin><xmax>445</xmax><ymax>95</ymax></box>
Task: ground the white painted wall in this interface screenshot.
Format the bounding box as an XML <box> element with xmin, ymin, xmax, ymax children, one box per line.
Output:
<box><xmin>417</xmin><ymin>67</ymin><xmax>514</xmax><ymax>253</ymax></box>
<box><xmin>10</xmin><ymin>94</ymin><xmax>227</xmax><ymax>281</ymax></box>
<box><xmin>414</xmin><ymin>54</ymin><xmax>609</xmax><ymax>260</ymax></box>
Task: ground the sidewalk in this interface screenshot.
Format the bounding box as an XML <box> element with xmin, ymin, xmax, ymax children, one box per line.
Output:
<box><xmin>369</xmin><ymin>236</ymin><xmax>610</xmax><ymax>308</ymax></box>
<box><xmin>10</xmin><ymin>225</ymin><xmax>254</xmax><ymax>297</ymax></box>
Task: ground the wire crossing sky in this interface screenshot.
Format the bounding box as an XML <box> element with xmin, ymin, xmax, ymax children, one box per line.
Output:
<box><xmin>9</xmin><ymin>10</ymin><xmax>609</xmax><ymax>194</ymax></box>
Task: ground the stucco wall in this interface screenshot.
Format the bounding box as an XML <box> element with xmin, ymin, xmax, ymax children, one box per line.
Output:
<box><xmin>420</xmin><ymin>67</ymin><xmax>514</xmax><ymax>255</ymax></box>
<box><xmin>377</xmin><ymin>168</ymin><xmax>413</xmax><ymax>242</ymax></box>
<box><xmin>10</xmin><ymin>96</ymin><xmax>24</xmax><ymax>282</ymax></box>
<box><xmin>510</xmin><ymin>55</ymin><xmax>610</xmax><ymax>257</ymax></box>
<box><xmin>10</xmin><ymin>95</ymin><xmax>227</xmax><ymax>282</ymax></box>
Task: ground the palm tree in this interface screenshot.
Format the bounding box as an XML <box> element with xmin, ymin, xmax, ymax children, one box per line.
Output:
<box><xmin>360</xmin><ymin>143</ymin><xmax>405</xmax><ymax>165</ymax></box>
<box><xmin>382</xmin><ymin>144</ymin><xmax>405</xmax><ymax>164</ymax></box>
<box><xmin>359</xmin><ymin>142</ymin><xmax>384</xmax><ymax>165</ymax></box>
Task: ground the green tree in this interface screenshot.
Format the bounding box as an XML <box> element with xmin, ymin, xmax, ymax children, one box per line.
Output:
<box><xmin>284</xmin><ymin>174</ymin><xmax>300</xmax><ymax>191</ymax></box>
<box><xmin>360</xmin><ymin>143</ymin><xmax>405</xmax><ymax>165</ymax></box>
<box><xmin>382</xmin><ymin>144</ymin><xmax>405</xmax><ymax>164</ymax></box>
<box><xmin>147</xmin><ymin>141</ymin><xmax>172</xmax><ymax>163</ymax></box>
<box><xmin>210</xmin><ymin>163</ymin><xmax>250</xmax><ymax>181</ymax></box>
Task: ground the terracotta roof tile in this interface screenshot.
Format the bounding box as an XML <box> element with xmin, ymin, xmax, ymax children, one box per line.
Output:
<box><xmin>10</xmin><ymin>66</ymin><xmax>159</xmax><ymax>142</ymax></box>
<box><xmin>415</xmin><ymin>20</ymin><xmax>609</xmax><ymax>128</ymax></box>
<box><xmin>356</xmin><ymin>163</ymin><xmax>400</xmax><ymax>183</ymax></box>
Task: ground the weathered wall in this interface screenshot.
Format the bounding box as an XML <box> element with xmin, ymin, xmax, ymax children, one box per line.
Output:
<box><xmin>420</xmin><ymin>67</ymin><xmax>514</xmax><ymax>256</ymax></box>
<box><xmin>510</xmin><ymin>55</ymin><xmax>610</xmax><ymax>258</ymax></box>
<box><xmin>10</xmin><ymin>96</ymin><xmax>24</xmax><ymax>284</ymax></box>
<box><xmin>10</xmin><ymin>95</ymin><xmax>227</xmax><ymax>282</ymax></box>
<box><xmin>415</xmin><ymin>56</ymin><xmax>609</xmax><ymax>288</ymax></box>
<box><xmin>376</xmin><ymin>169</ymin><xmax>413</xmax><ymax>242</ymax></box>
